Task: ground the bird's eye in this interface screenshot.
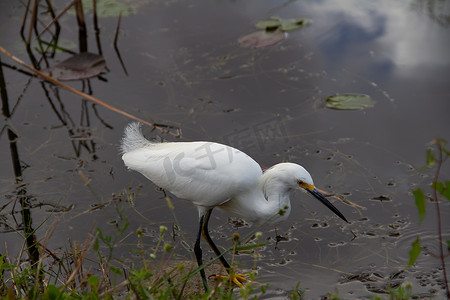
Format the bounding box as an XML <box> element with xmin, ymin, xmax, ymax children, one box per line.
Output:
<box><xmin>297</xmin><ymin>180</ymin><xmax>304</xmax><ymax>185</ymax></box>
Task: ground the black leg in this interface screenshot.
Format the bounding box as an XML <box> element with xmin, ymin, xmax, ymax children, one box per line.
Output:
<box><xmin>202</xmin><ymin>209</ymin><xmax>231</xmax><ymax>271</ymax></box>
<box><xmin>194</xmin><ymin>213</ymin><xmax>209</xmax><ymax>291</ymax></box>
<box><xmin>197</xmin><ymin>209</ymin><xmax>249</xmax><ymax>288</ymax></box>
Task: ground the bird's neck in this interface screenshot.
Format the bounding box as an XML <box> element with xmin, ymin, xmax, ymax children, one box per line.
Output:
<box><xmin>218</xmin><ymin>169</ymin><xmax>293</xmax><ymax>225</ymax></box>
<box><xmin>260</xmin><ymin>170</ymin><xmax>292</xmax><ymax>206</ymax></box>
<box><xmin>240</xmin><ymin>170</ymin><xmax>293</xmax><ymax>225</ymax></box>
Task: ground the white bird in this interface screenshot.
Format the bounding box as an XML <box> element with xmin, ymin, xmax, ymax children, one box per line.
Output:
<box><xmin>120</xmin><ymin>122</ymin><xmax>348</xmax><ymax>290</ymax></box>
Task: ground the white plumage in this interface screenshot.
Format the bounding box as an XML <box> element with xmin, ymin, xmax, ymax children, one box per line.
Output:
<box><xmin>121</xmin><ymin>122</ymin><xmax>324</xmax><ymax>224</ymax></box>
<box><xmin>120</xmin><ymin>122</ymin><xmax>347</xmax><ymax>289</ymax></box>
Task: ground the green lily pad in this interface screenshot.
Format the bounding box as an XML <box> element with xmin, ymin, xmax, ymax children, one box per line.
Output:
<box><xmin>255</xmin><ymin>17</ymin><xmax>309</xmax><ymax>32</ymax></box>
<box><xmin>255</xmin><ymin>18</ymin><xmax>282</xmax><ymax>31</ymax></box>
<box><xmin>70</xmin><ymin>0</ymin><xmax>148</xmax><ymax>18</ymax></box>
<box><xmin>325</xmin><ymin>94</ymin><xmax>375</xmax><ymax>110</ymax></box>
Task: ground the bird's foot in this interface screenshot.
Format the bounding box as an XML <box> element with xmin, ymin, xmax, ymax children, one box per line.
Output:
<box><xmin>212</xmin><ymin>272</ymin><xmax>249</xmax><ymax>287</ymax></box>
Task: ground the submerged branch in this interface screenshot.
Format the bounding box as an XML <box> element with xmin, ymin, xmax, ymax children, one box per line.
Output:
<box><xmin>36</xmin><ymin>0</ymin><xmax>76</xmax><ymax>40</ymax></box>
<box><xmin>0</xmin><ymin>46</ymin><xmax>185</xmax><ymax>140</ymax></box>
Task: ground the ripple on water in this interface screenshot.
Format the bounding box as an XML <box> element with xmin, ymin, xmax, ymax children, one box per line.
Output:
<box><xmin>390</xmin><ymin>224</ymin><xmax>449</xmax><ymax>266</ymax></box>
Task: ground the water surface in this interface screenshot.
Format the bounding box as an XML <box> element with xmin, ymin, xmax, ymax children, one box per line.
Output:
<box><xmin>0</xmin><ymin>0</ymin><xmax>449</xmax><ymax>298</ymax></box>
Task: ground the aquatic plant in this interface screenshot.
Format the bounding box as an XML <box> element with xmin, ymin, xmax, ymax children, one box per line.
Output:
<box><xmin>409</xmin><ymin>138</ymin><xmax>449</xmax><ymax>298</ymax></box>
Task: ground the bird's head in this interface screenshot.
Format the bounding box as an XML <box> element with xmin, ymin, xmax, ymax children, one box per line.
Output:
<box><xmin>270</xmin><ymin>163</ymin><xmax>348</xmax><ymax>223</ymax></box>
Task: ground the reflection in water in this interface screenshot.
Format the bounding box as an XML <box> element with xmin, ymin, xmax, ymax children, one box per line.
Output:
<box><xmin>297</xmin><ymin>0</ymin><xmax>450</xmax><ymax>81</ymax></box>
<box><xmin>0</xmin><ymin>56</ymin><xmax>40</xmax><ymax>268</ymax></box>
<box><xmin>0</xmin><ymin>0</ymin><xmax>116</xmax><ymax>289</ymax></box>
<box><xmin>411</xmin><ymin>0</ymin><xmax>450</xmax><ymax>27</ymax></box>
<box><xmin>40</xmin><ymin>80</ymin><xmax>112</xmax><ymax>160</ymax></box>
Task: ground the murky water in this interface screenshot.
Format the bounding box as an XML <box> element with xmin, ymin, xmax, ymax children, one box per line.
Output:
<box><xmin>1</xmin><ymin>0</ymin><xmax>449</xmax><ymax>298</ymax></box>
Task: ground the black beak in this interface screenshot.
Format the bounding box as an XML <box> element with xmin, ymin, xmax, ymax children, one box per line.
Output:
<box><xmin>307</xmin><ymin>188</ymin><xmax>348</xmax><ymax>223</ymax></box>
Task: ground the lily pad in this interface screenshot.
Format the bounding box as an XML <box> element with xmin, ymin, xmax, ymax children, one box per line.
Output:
<box><xmin>255</xmin><ymin>18</ymin><xmax>281</xmax><ymax>31</ymax></box>
<box><xmin>69</xmin><ymin>0</ymin><xmax>147</xmax><ymax>18</ymax></box>
<box><xmin>255</xmin><ymin>17</ymin><xmax>309</xmax><ymax>32</ymax></box>
<box><xmin>42</xmin><ymin>52</ymin><xmax>106</xmax><ymax>81</ymax></box>
<box><xmin>238</xmin><ymin>30</ymin><xmax>287</xmax><ymax>49</ymax></box>
<box><xmin>325</xmin><ymin>94</ymin><xmax>375</xmax><ymax>110</ymax></box>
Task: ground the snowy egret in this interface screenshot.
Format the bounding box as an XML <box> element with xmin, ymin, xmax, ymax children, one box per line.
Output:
<box><xmin>120</xmin><ymin>122</ymin><xmax>348</xmax><ymax>290</ymax></box>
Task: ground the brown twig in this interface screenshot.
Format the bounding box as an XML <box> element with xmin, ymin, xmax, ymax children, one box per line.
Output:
<box><xmin>0</xmin><ymin>46</ymin><xmax>185</xmax><ymax>139</ymax></box>
<box><xmin>316</xmin><ymin>187</ymin><xmax>363</xmax><ymax>209</ymax></box>
<box><xmin>63</xmin><ymin>228</ymin><xmax>97</xmax><ymax>288</ymax></box>
<box><xmin>99</xmin><ymin>280</ymin><xmax>129</xmax><ymax>298</ymax></box>
<box><xmin>5</xmin><ymin>242</ymin><xmax>21</xmax><ymax>296</ymax></box>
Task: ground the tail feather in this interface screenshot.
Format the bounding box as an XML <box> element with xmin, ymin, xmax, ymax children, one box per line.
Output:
<box><xmin>120</xmin><ymin>122</ymin><xmax>153</xmax><ymax>154</ymax></box>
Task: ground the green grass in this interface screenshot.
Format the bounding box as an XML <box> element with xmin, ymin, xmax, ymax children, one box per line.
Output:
<box><xmin>2</xmin><ymin>176</ymin><xmax>440</xmax><ymax>300</ymax></box>
<box><xmin>0</xmin><ymin>185</ymin><xmax>270</xmax><ymax>299</ymax></box>
<box><xmin>0</xmin><ymin>214</ymin><xmax>419</xmax><ymax>300</ymax></box>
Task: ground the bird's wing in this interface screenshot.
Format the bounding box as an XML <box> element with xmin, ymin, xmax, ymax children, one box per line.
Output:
<box><xmin>122</xmin><ymin>141</ymin><xmax>262</xmax><ymax>207</ymax></box>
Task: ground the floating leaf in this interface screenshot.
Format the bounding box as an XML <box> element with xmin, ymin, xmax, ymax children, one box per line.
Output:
<box><xmin>279</xmin><ymin>18</ymin><xmax>309</xmax><ymax>31</ymax></box>
<box><xmin>408</xmin><ymin>236</ymin><xmax>421</xmax><ymax>267</ymax></box>
<box><xmin>325</xmin><ymin>94</ymin><xmax>375</xmax><ymax>110</ymax></box>
<box><xmin>413</xmin><ymin>188</ymin><xmax>426</xmax><ymax>223</ymax></box>
<box><xmin>238</xmin><ymin>30</ymin><xmax>287</xmax><ymax>49</ymax></box>
<box><xmin>69</xmin><ymin>0</ymin><xmax>145</xmax><ymax>18</ymax></box>
<box><xmin>42</xmin><ymin>52</ymin><xmax>106</xmax><ymax>81</ymax></box>
<box><xmin>255</xmin><ymin>18</ymin><xmax>282</xmax><ymax>31</ymax></box>
<box><xmin>255</xmin><ymin>17</ymin><xmax>309</xmax><ymax>32</ymax></box>
<box><xmin>241</xmin><ymin>16</ymin><xmax>308</xmax><ymax>49</ymax></box>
